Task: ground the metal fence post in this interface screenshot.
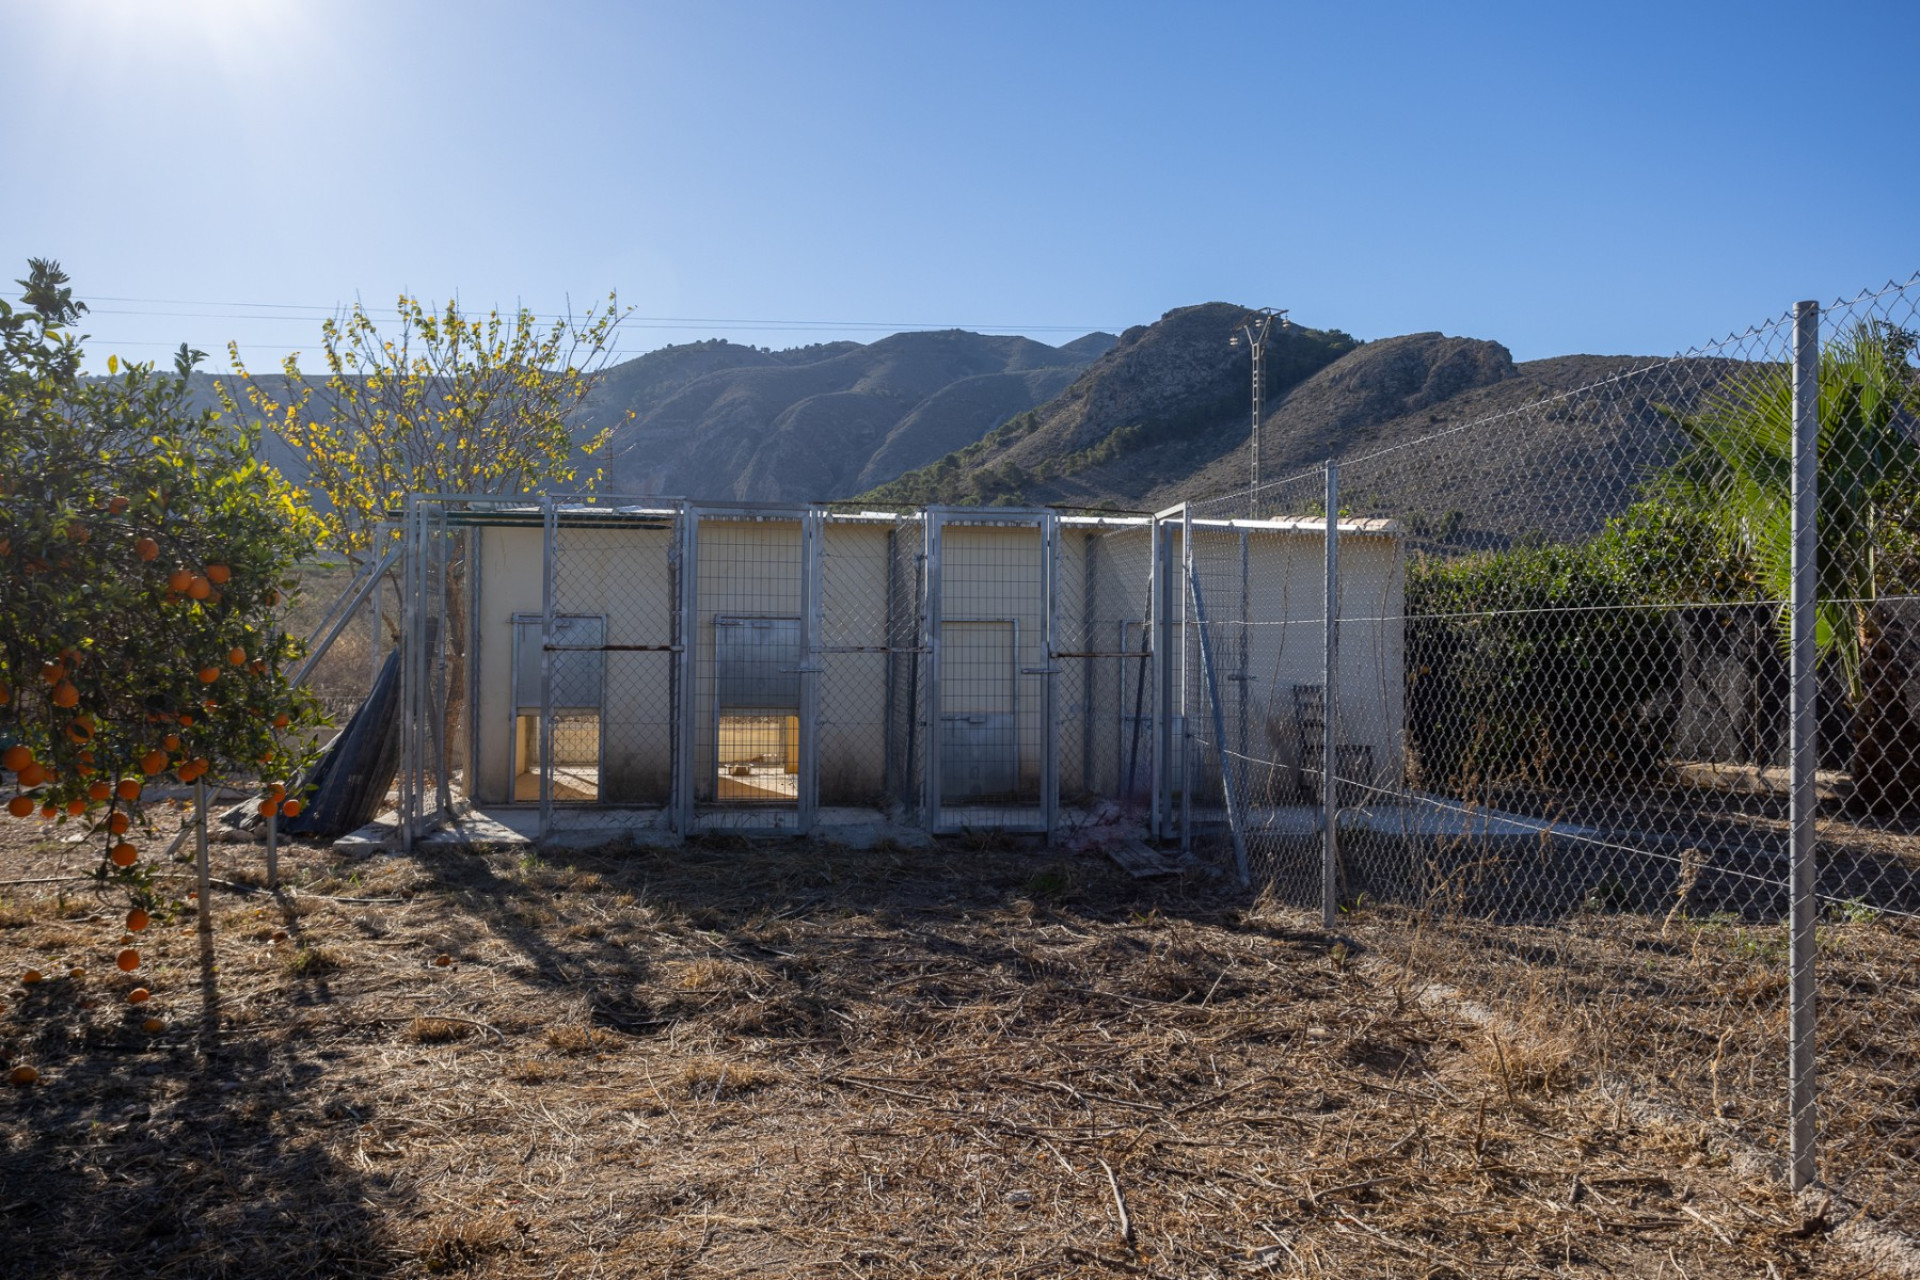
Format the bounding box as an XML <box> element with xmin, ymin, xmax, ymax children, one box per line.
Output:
<box><xmin>1323</xmin><ymin>461</ymin><xmax>1341</xmax><ymax>930</ymax></box>
<box><xmin>399</xmin><ymin>496</ymin><xmax>417</xmax><ymax>853</ymax></box>
<box><xmin>1180</xmin><ymin>505</ymin><xmax>1194</xmax><ymax>856</ymax></box>
<box><xmin>674</xmin><ymin>504</ymin><xmax>698</xmax><ymax>836</ymax></box>
<box><xmin>1789</xmin><ymin>300</ymin><xmax>1820</xmax><ymax>1191</ymax></box>
<box><xmin>922</xmin><ymin>510</ymin><xmax>943</xmax><ymax>830</ymax></box>
<box><xmin>1041</xmin><ymin>512</ymin><xmax>1060</xmax><ymax>841</ymax></box>
<box><xmin>1148</xmin><ymin>515</ymin><xmax>1163</xmax><ymax>840</ymax></box>
<box><xmin>539</xmin><ymin>496</ymin><xmax>557</xmax><ymax>843</ymax></box>
<box><xmin>800</xmin><ymin>507</ymin><xmax>823</xmax><ymax>834</ymax></box>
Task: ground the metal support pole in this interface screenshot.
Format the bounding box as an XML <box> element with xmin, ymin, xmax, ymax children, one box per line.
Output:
<box><xmin>1788</xmin><ymin>300</ymin><xmax>1821</xmax><ymax>1191</ymax></box>
<box><xmin>1180</xmin><ymin>506</ymin><xmax>1194</xmax><ymax>856</ymax></box>
<box><xmin>922</xmin><ymin>513</ymin><xmax>944</xmax><ymax>829</ymax></box>
<box><xmin>1042</xmin><ymin>513</ymin><xmax>1060</xmax><ymax>841</ymax></box>
<box><xmin>1322</xmin><ymin>461</ymin><xmax>1341</xmax><ymax>930</ymax></box>
<box><xmin>799</xmin><ymin>507</ymin><xmax>823</xmax><ymax>834</ymax></box>
<box><xmin>1251</xmin><ymin>337</ymin><xmax>1262</xmax><ymax>505</ymax></box>
<box><xmin>1188</xmin><ymin>558</ymin><xmax>1251</xmax><ymax>886</ymax></box>
<box><xmin>1148</xmin><ymin>515</ymin><xmax>1165</xmax><ymax>840</ymax></box>
<box><xmin>265</xmin><ymin>812</ymin><xmax>278</xmax><ymax>891</ymax></box>
<box><xmin>674</xmin><ymin>504</ymin><xmax>698</xmax><ymax>835</ymax></box>
<box><xmin>399</xmin><ymin>497</ymin><xmax>417</xmax><ymax>852</ymax></box>
<box><xmin>539</xmin><ymin>497</ymin><xmax>556</xmax><ymax>842</ymax></box>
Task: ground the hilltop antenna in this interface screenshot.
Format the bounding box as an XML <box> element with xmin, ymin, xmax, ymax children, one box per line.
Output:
<box><xmin>1229</xmin><ymin>307</ymin><xmax>1289</xmax><ymax>515</ymax></box>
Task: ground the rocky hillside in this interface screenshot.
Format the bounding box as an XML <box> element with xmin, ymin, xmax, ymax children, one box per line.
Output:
<box><xmin>859</xmin><ymin>305</ymin><xmax>1739</xmax><ymax>548</ymax></box>
<box><xmin>588</xmin><ymin>330</ymin><xmax>1115</xmax><ymax>502</ymax></box>
<box><xmin>194</xmin><ymin>329</ymin><xmax>1117</xmax><ymax>507</ymax></box>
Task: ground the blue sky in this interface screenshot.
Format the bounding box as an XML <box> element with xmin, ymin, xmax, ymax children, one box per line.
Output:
<box><xmin>4</xmin><ymin>0</ymin><xmax>1916</xmax><ymax>372</ymax></box>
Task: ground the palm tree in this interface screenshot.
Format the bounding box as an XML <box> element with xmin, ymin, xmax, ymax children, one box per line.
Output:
<box><xmin>1662</xmin><ymin>320</ymin><xmax>1920</xmax><ymax>816</ymax></box>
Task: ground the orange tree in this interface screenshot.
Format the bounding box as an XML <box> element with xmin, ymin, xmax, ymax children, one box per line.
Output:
<box><xmin>1</xmin><ymin>260</ymin><xmax>321</xmax><ymax>1043</ymax></box>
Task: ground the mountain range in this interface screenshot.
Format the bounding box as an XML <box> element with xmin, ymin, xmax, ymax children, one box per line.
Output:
<box><xmin>201</xmin><ymin>303</ymin><xmax>1733</xmax><ymax>546</ymax></box>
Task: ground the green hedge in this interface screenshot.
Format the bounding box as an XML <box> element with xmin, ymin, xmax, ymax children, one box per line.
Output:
<box><xmin>1405</xmin><ymin>505</ymin><xmax>1752</xmax><ymax>797</ymax></box>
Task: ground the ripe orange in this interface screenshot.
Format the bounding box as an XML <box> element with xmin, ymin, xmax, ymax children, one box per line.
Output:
<box><xmin>126</xmin><ymin>908</ymin><xmax>149</xmax><ymax>933</ymax></box>
<box><xmin>17</xmin><ymin>763</ymin><xmax>48</xmax><ymax>787</ymax></box>
<box><xmin>257</xmin><ymin>799</ymin><xmax>279</xmax><ymax>818</ymax></box>
<box><xmin>67</xmin><ymin>521</ymin><xmax>91</xmax><ymax>543</ymax></box>
<box><xmin>135</xmin><ymin>536</ymin><xmax>159</xmax><ymax>561</ymax></box>
<box><xmin>269</xmin><ymin>783</ymin><xmax>287</xmax><ymax>801</ymax></box>
<box><xmin>116</xmin><ymin>948</ymin><xmax>139</xmax><ymax>973</ymax></box>
<box><xmin>127</xmin><ymin>988</ymin><xmax>150</xmax><ymax>1004</ymax></box>
<box><xmin>197</xmin><ymin>666</ymin><xmax>220</xmax><ymax>684</ymax></box>
<box><xmin>87</xmin><ymin>781</ymin><xmax>111</xmax><ymax>802</ymax></box>
<box><xmin>7</xmin><ymin>1066</ymin><xmax>37</xmax><ymax>1086</ymax></box>
<box><xmin>69</xmin><ymin>966</ymin><xmax>85</xmax><ymax>979</ymax></box>
<box><xmin>187</xmin><ymin>576</ymin><xmax>212</xmax><ymax>601</ymax></box>
<box><xmin>190</xmin><ymin>757</ymin><xmax>209</xmax><ymax>776</ymax></box>
<box><xmin>280</xmin><ymin>798</ymin><xmax>303</xmax><ymax>819</ymax></box>
<box><xmin>66</xmin><ymin>798</ymin><xmax>87</xmax><ymax>817</ymax></box>
<box><xmin>140</xmin><ymin>750</ymin><xmax>167</xmax><ymax>776</ymax></box>
<box><xmin>40</xmin><ymin>662</ymin><xmax>65</xmax><ymax>684</ymax></box>
<box><xmin>38</xmin><ymin>804</ymin><xmax>57</xmax><ymax>820</ymax></box>
<box><xmin>176</xmin><ymin>713</ymin><xmax>193</xmax><ymax>728</ymax></box>
<box><xmin>7</xmin><ymin>796</ymin><xmax>34</xmax><ymax>819</ymax></box>
<box><xmin>108</xmin><ymin>812</ymin><xmax>130</xmax><ymax>835</ymax></box>
<box><xmin>0</xmin><ymin>683</ymin><xmax>9</xmax><ymax>704</ymax></box>
<box><xmin>272</xmin><ymin>713</ymin><xmax>291</xmax><ymax>729</ymax></box>
<box><xmin>142</xmin><ymin>1017</ymin><xmax>163</xmax><ymax>1034</ymax></box>
<box><xmin>1</xmin><ymin>744</ymin><xmax>30</xmax><ymax>772</ymax></box>
<box><xmin>162</xmin><ymin>734</ymin><xmax>181</xmax><ymax>752</ymax></box>
<box><xmin>166</xmin><ymin>569</ymin><xmax>192</xmax><ymax>593</ymax></box>
<box><xmin>110</xmin><ymin>843</ymin><xmax>138</xmax><ymax>868</ymax></box>
<box><xmin>206</xmin><ymin>563</ymin><xmax>231</xmax><ymax>585</ymax></box>
<box><xmin>117</xmin><ymin>777</ymin><xmax>141</xmax><ymax>802</ymax></box>
<box><xmin>22</xmin><ymin>969</ymin><xmax>43</xmax><ymax>984</ymax></box>
<box><xmin>66</xmin><ymin>719</ymin><xmax>93</xmax><ymax>743</ymax></box>
<box><xmin>227</xmin><ymin>647</ymin><xmax>247</xmax><ymax>666</ymax></box>
<box><xmin>109</xmin><ymin>496</ymin><xmax>130</xmax><ymax>515</ymax></box>
<box><xmin>51</xmin><ymin>681</ymin><xmax>79</xmax><ymax>708</ymax></box>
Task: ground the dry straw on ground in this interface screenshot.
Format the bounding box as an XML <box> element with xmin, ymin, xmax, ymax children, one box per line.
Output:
<box><xmin>0</xmin><ymin>816</ymin><xmax>1909</xmax><ymax>1278</ymax></box>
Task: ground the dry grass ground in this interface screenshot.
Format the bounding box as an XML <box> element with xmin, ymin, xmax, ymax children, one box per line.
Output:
<box><xmin>0</xmin><ymin>814</ymin><xmax>1905</xmax><ymax>1278</ymax></box>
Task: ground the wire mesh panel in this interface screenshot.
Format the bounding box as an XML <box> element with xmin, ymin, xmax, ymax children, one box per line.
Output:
<box><xmin>1185</xmin><ymin>471</ymin><xmax>1335</xmax><ymax>899</ymax></box>
<box><xmin>818</xmin><ymin>510</ymin><xmax>922</xmax><ymax>815</ymax></box>
<box><xmin>529</xmin><ymin>499</ymin><xmax>682</xmax><ymax>835</ymax></box>
<box><xmin>1054</xmin><ymin>519</ymin><xmax>1156</xmax><ymax>824</ymax></box>
<box><xmin>1152</xmin><ymin>281</ymin><xmax>1920</xmax><ymax>1209</ymax></box>
<box><xmin>1310</xmin><ymin>327</ymin><xmax>1821</xmax><ymax>1181</ymax></box>
<box><xmin>1802</xmin><ymin>280</ymin><xmax>1920</xmax><ymax>1226</ymax></box>
<box><xmin>926</xmin><ymin>509</ymin><xmax>1054</xmax><ymax>834</ymax></box>
<box><xmin>398</xmin><ymin>497</ymin><xmax>460</xmax><ymax>843</ymax></box>
<box><xmin>688</xmin><ymin>507</ymin><xmax>815</xmax><ymax>832</ymax></box>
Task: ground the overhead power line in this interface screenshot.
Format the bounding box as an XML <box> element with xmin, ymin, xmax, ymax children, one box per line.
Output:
<box><xmin>82</xmin><ymin>295</ymin><xmax>1121</xmax><ymax>335</ymax></box>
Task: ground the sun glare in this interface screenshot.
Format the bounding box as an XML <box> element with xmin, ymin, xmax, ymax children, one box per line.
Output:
<box><xmin>55</xmin><ymin>0</ymin><xmax>305</xmax><ymax>79</ymax></box>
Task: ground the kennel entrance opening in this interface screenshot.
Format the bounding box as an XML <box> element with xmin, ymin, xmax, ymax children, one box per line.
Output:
<box><xmin>686</xmin><ymin>508</ymin><xmax>820</xmax><ymax>829</ymax></box>
<box><xmin>713</xmin><ymin>616</ymin><xmax>802</xmax><ymax>802</ymax></box>
<box><xmin>512</xmin><ymin>612</ymin><xmax>605</xmax><ymax>802</ymax></box>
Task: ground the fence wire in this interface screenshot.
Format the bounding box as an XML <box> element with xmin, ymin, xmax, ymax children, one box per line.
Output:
<box><xmin>1175</xmin><ymin>273</ymin><xmax>1920</xmax><ymax>1217</ymax></box>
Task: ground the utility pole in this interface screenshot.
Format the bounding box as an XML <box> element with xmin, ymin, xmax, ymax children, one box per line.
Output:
<box><xmin>1230</xmin><ymin>308</ymin><xmax>1289</xmax><ymax>515</ymax></box>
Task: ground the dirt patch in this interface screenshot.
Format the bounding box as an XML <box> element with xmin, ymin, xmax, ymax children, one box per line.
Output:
<box><xmin>0</xmin><ymin>817</ymin><xmax>1895</xmax><ymax>1277</ymax></box>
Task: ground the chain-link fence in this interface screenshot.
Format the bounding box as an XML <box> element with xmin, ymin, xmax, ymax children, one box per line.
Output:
<box><xmin>1171</xmin><ymin>274</ymin><xmax>1920</xmax><ymax>1212</ymax></box>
